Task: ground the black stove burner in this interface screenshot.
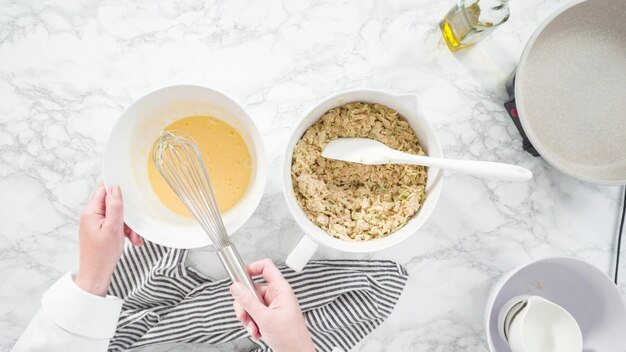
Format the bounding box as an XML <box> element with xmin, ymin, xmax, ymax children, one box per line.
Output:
<box><xmin>505</xmin><ymin>72</ymin><xmax>540</xmax><ymax>157</ymax></box>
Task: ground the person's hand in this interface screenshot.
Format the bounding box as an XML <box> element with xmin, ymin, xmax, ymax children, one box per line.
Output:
<box><xmin>75</xmin><ymin>183</ymin><xmax>143</xmax><ymax>297</ymax></box>
<box><xmin>230</xmin><ymin>259</ymin><xmax>315</xmax><ymax>352</ymax></box>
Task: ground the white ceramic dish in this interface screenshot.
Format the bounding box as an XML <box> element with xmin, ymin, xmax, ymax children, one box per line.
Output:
<box><xmin>103</xmin><ymin>85</ymin><xmax>267</xmax><ymax>248</ymax></box>
<box><xmin>283</xmin><ymin>89</ymin><xmax>444</xmax><ymax>271</ymax></box>
<box><xmin>497</xmin><ymin>295</ymin><xmax>583</xmax><ymax>352</ymax></box>
<box><xmin>485</xmin><ymin>257</ymin><xmax>626</xmax><ymax>352</ymax></box>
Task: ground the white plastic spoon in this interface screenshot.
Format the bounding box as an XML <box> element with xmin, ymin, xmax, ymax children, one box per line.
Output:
<box><xmin>322</xmin><ymin>138</ymin><xmax>533</xmax><ymax>182</ymax></box>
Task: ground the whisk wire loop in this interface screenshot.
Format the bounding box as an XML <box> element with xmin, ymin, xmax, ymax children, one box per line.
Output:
<box><xmin>153</xmin><ymin>130</ymin><xmax>229</xmax><ymax>248</ymax></box>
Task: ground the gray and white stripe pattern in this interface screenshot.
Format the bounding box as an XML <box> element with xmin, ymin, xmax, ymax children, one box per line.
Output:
<box><xmin>107</xmin><ymin>241</ymin><xmax>408</xmax><ymax>352</ymax></box>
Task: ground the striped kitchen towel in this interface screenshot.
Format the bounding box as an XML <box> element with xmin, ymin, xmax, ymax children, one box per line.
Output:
<box><xmin>107</xmin><ymin>240</ymin><xmax>408</xmax><ymax>352</ymax></box>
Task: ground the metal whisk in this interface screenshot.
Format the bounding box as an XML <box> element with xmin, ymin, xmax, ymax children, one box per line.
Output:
<box><xmin>152</xmin><ymin>130</ymin><xmax>259</xmax><ymax>300</ymax></box>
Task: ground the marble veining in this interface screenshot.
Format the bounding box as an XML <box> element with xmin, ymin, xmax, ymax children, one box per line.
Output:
<box><xmin>0</xmin><ymin>0</ymin><xmax>624</xmax><ymax>351</ymax></box>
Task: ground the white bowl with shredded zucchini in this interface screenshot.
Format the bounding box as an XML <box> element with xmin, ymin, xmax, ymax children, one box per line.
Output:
<box><xmin>283</xmin><ymin>89</ymin><xmax>444</xmax><ymax>271</ymax></box>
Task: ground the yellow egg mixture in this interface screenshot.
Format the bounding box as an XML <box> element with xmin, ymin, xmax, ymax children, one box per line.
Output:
<box><xmin>148</xmin><ymin>115</ymin><xmax>252</xmax><ymax>217</ymax></box>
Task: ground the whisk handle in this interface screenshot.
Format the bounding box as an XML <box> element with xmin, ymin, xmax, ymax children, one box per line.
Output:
<box><xmin>217</xmin><ymin>245</ymin><xmax>262</xmax><ymax>301</ymax></box>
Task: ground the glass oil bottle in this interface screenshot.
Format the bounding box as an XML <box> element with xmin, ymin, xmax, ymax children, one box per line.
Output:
<box><xmin>439</xmin><ymin>0</ymin><xmax>510</xmax><ymax>52</ymax></box>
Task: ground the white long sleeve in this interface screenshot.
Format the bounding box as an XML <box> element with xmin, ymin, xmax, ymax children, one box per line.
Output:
<box><xmin>12</xmin><ymin>273</ymin><xmax>123</xmax><ymax>352</ymax></box>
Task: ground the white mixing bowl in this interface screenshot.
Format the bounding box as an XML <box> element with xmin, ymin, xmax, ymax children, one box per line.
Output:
<box><xmin>283</xmin><ymin>89</ymin><xmax>444</xmax><ymax>271</ymax></box>
<box><xmin>486</xmin><ymin>257</ymin><xmax>626</xmax><ymax>352</ymax></box>
<box><xmin>103</xmin><ymin>85</ymin><xmax>267</xmax><ymax>248</ymax></box>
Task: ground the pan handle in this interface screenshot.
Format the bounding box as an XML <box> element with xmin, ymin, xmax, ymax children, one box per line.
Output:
<box><xmin>504</xmin><ymin>98</ymin><xmax>540</xmax><ymax>157</ymax></box>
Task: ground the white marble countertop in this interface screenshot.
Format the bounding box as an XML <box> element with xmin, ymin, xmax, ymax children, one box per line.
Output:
<box><xmin>1</xmin><ymin>0</ymin><xmax>624</xmax><ymax>351</ymax></box>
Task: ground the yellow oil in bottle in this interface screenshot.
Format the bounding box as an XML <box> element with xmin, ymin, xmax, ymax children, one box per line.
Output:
<box><xmin>440</xmin><ymin>0</ymin><xmax>509</xmax><ymax>52</ymax></box>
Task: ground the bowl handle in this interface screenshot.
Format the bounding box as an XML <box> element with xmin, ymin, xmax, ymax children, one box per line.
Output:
<box><xmin>286</xmin><ymin>235</ymin><xmax>319</xmax><ymax>272</ymax></box>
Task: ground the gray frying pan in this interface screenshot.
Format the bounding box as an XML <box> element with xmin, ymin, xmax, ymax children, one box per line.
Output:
<box><xmin>514</xmin><ymin>0</ymin><xmax>626</xmax><ymax>185</ymax></box>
